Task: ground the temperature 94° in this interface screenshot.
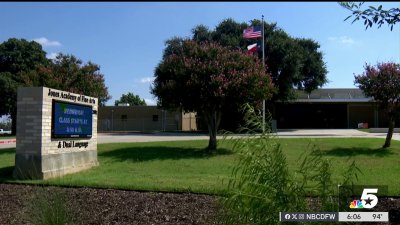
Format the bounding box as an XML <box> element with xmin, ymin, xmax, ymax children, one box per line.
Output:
<box><xmin>373</xmin><ymin>214</ymin><xmax>383</xmax><ymax>220</ymax></box>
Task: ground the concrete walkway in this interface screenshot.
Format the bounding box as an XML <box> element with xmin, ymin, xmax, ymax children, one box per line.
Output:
<box><xmin>97</xmin><ymin>132</ymin><xmax>210</xmax><ymax>144</ymax></box>
<box><xmin>96</xmin><ymin>129</ymin><xmax>400</xmax><ymax>143</ymax></box>
<box><xmin>1</xmin><ymin>129</ymin><xmax>399</xmax><ymax>149</ymax></box>
<box><xmin>277</xmin><ymin>129</ymin><xmax>400</xmax><ymax>140</ymax></box>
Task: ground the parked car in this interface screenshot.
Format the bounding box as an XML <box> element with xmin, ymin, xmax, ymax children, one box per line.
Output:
<box><xmin>0</xmin><ymin>129</ymin><xmax>11</xmax><ymax>135</ymax></box>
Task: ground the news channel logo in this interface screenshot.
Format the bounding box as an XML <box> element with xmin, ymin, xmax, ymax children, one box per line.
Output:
<box><xmin>339</xmin><ymin>185</ymin><xmax>388</xmax><ymax>212</ymax></box>
<box><xmin>349</xmin><ymin>188</ymin><xmax>378</xmax><ymax>209</ymax></box>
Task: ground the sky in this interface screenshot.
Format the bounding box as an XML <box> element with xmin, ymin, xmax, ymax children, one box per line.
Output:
<box><xmin>0</xmin><ymin>2</ymin><xmax>399</xmax><ymax>106</ymax></box>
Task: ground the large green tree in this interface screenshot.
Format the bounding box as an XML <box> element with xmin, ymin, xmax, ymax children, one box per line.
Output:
<box><xmin>354</xmin><ymin>62</ymin><xmax>400</xmax><ymax>148</ymax></box>
<box><xmin>115</xmin><ymin>92</ymin><xmax>146</xmax><ymax>106</ymax></box>
<box><xmin>154</xmin><ymin>18</ymin><xmax>327</xmax><ymax>136</ymax></box>
<box><xmin>189</xmin><ymin>19</ymin><xmax>328</xmax><ymax>131</ymax></box>
<box><xmin>192</xmin><ymin>18</ymin><xmax>328</xmax><ymax>101</ymax></box>
<box><xmin>152</xmin><ymin>40</ymin><xmax>274</xmax><ymax>150</ymax></box>
<box><xmin>0</xmin><ymin>38</ymin><xmax>111</xmax><ymax>134</ymax></box>
<box><xmin>0</xmin><ymin>38</ymin><xmax>49</xmax><ymax>134</ymax></box>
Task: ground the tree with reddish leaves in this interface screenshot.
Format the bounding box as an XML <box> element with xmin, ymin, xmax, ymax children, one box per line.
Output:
<box><xmin>21</xmin><ymin>53</ymin><xmax>111</xmax><ymax>106</ymax></box>
<box><xmin>190</xmin><ymin>19</ymin><xmax>327</xmax><ymax>132</ymax></box>
<box><xmin>354</xmin><ymin>62</ymin><xmax>400</xmax><ymax>148</ymax></box>
<box><xmin>152</xmin><ymin>40</ymin><xmax>274</xmax><ymax>150</ymax></box>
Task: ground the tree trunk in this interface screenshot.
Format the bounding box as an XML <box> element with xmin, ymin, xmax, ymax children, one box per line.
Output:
<box><xmin>204</xmin><ymin>108</ymin><xmax>221</xmax><ymax>151</ymax></box>
<box><xmin>383</xmin><ymin>117</ymin><xmax>395</xmax><ymax>148</ymax></box>
<box><xmin>208</xmin><ymin>128</ymin><xmax>217</xmax><ymax>150</ymax></box>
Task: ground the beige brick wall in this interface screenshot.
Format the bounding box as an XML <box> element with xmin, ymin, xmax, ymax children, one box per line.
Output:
<box><xmin>14</xmin><ymin>87</ymin><xmax>98</xmax><ymax>179</ymax></box>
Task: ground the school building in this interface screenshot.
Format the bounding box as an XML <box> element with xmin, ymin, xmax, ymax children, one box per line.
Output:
<box><xmin>273</xmin><ymin>88</ymin><xmax>397</xmax><ymax>129</ymax></box>
<box><xmin>97</xmin><ymin>88</ymin><xmax>397</xmax><ymax>132</ymax></box>
<box><xmin>97</xmin><ymin>106</ymin><xmax>197</xmax><ymax>132</ymax></box>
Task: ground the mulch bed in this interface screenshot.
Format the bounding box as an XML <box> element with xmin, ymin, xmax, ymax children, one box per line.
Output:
<box><xmin>1</xmin><ymin>183</ymin><xmax>399</xmax><ymax>225</ymax></box>
<box><xmin>0</xmin><ymin>184</ymin><xmax>219</xmax><ymax>225</ymax></box>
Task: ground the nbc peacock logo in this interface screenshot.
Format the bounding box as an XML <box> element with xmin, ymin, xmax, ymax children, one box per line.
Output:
<box><xmin>349</xmin><ymin>200</ymin><xmax>363</xmax><ymax>209</ymax></box>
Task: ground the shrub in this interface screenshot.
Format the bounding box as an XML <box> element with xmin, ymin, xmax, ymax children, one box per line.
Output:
<box><xmin>25</xmin><ymin>187</ymin><xmax>74</xmax><ymax>225</ymax></box>
<box><xmin>220</xmin><ymin>104</ymin><xmax>360</xmax><ymax>225</ymax></box>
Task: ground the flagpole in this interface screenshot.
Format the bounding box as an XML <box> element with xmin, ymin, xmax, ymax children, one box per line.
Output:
<box><xmin>262</xmin><ymin>15</ymin><xmax>266</xmax><ymax>133</ymax></box>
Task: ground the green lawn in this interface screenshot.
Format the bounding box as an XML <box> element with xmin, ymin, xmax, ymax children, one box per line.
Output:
<box><xmin>280</xmin><ymin>138</ymin><xmax>400</xmax><ymax>196</ymax></box>
<box><xmin>357</xmin><ymin>128</ymin><xmax>370</xmax><ymax>133</ymax></box>
<box><xmin>0</xmin><ymin>138</ymin><xmax>399</xmax><ymax>195</ymax></box>
<box><xmin>0</xmin><ymin>135</ymin><xmax>14</xmax><ymax>139</ymax></box>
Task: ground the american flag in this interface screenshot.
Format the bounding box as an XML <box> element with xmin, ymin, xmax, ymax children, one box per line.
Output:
<box><xmin>243</xmin><ymin>26</ymin><xmax>262</xmax><ymax>39</ymax></box>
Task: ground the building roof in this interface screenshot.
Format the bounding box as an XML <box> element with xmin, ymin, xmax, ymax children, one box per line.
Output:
<box><xmin>293</xmin><ymin>88</ymin><xmax>373</xmax><ymax>103</ymax></box>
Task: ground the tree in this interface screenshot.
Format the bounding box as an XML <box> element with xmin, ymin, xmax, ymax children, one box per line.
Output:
<box><xmin>0</xmin><ymin>115</ymin><xmax>12</xmax><ymax>130</ymax></box>
<box><xmin>0</xmin><ymin>38</ymin><xmax>49</xmax><ymax>134</ymax></box>
<box><xmin>0</xmin><ymin>38</ymin><xmax>111</xmax><ymax>134</ymax></box>
<box><xmin>152</xmin><ymin>40</ymin><xmax>274</xmax><ymax>150</ymax></box>
<box><xmin>354</xmin><ymin>62</ymin><xmax>400</xmax><ymax>148</ymax></box>
<box><xmin>115</xmin><ymin>92</ymin><xmax>146</xmax><ymax>106</ymax></box>
<box><xmin>192</xmin><ymin>18</ymin><xmax>328</xmax><ymax>101</ymax></box>
<box><xmin>50</xmin><ymin>54</ymin><xmax>110</xmax><ymax>106</ymax></box>
<box><xmin>190</xmin><ymin>18</ymin><xmax>327</xmax><ymax>131</ymax></box>
<box><xmin>340</xmin><ymin>2</ymin><xmax>400</xmax><ymax>31</ymax></box>
<box><xmin>22</xmin><ymin>53</ymin><xmax>111</xmax><ymax>106</ymax></box>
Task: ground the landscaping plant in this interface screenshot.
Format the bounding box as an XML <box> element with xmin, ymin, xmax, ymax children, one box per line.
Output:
<box><xmin>25</xmin><ymin>187</ymin><xmax>74</xmax><ymax>225</ymax></box>
<box><xmin>220</xmin><ymin>104</ymin><xmax>360</xmax><ymax>225</ymax></box>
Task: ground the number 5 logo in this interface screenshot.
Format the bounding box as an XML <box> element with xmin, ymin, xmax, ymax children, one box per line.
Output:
<box><xmin>360</xmin><ymin>188</ymin><xmax>378</xmax><ymax>208</ymax></box>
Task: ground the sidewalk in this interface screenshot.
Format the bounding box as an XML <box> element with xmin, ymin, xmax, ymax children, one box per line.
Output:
<box><xmin>97</xmin><ymin>132</ymin><xmax>209</xmax><ymax>144</ymax></box>
<box><xmin>276</xmin><ymin>129</ymin><xmax>400</xmax><ymax>140</ymax></box>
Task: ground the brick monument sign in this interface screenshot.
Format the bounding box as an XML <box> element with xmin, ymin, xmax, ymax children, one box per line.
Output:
<box><xmin>14</xmin><ymin>87</ymin><xmax>98</xmax><ymax>179</ymax></box>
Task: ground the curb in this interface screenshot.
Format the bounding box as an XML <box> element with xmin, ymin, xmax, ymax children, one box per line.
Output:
<box><xmin>0</xmin><ymin>139</ymin><xmax>16</xmax><ymax>144</ymax></box>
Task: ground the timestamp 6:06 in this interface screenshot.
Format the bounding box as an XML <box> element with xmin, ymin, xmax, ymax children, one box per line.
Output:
<box><xmin>347</xmin><ymin>214</ymin><xmax>361</xmax><ymax>220</ymax></box>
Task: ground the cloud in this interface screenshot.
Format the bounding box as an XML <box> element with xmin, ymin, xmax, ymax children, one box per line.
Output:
<box><xmin>46</xmin><ymin>52</ymin><xmax>58</xmax><ymax>60</ymax></box>
<box><xmin>339</xmin><ymin>36</ymin><xmax>355</xmax><ymax>44</ymax></box>
<box><xmin>144</xmin><ymin>98</ymin><xmax>157</xmax><ymax>106</ymax></box>
<box><xmin>33</xmin><ymin>37</ymin><xmax>62</xmax><ymax>47</ymax></box>
<box><xmin>328</xmin><ymin>36</ymin><xmax>357</xmax><ymax>45</ymax></box>
<box><xmin>140</xmin><ymin>77</ymin><xmax>155</xmax><ymax>83</ymax></box>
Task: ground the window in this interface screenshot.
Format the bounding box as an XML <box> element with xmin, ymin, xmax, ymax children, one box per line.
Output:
<box><xmin>152</xmin><ymin>115</ymin><xmax>159</xmax><ymax>122</ymax></box>
<box><xmin>121</xmin><ymin>115</ymin><xmax>127</xmax><ymax>122</ymax></box>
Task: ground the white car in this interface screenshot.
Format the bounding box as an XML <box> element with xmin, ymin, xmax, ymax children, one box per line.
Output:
<box><xmin>0</xmin><ymin>129</ymin><xmax>11</xmax><ymax>135</ymax></box>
